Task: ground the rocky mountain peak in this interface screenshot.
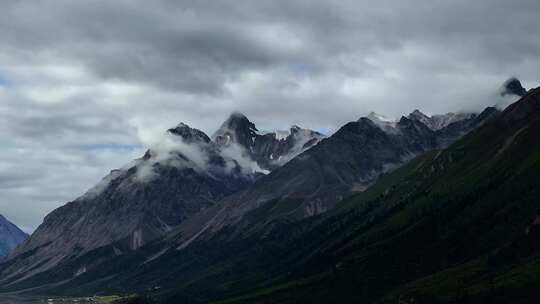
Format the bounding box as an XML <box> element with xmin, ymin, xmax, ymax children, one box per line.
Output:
<box><xmin>167</xmin><ymin>122</ymin><xmax>211</xmax><ymax>144</ymax></box>
<box><xmin>397</xmin><ymin>115</ymin><xmax>420</xmax><ymax>130</ymax></box>
<box><xmin>228</xmin><ymin>111</ymin><xmax>249</xmax><ymax>121</ymax></box>
<box><xmin>366</xmin><ymin>112</ymin><xmax>398</xmax><ymax>133</ymax></box>
<box><xmin>408</xmin><ymin>109</ymin><xmax>475</xmax><ymax>131</ymax></box>
<box><xmin>274</xmin><ymin>125</ymin><xmax>316</xmax><ymax>140</ymax></box>
<box><xmin>213</xmin><ymin>112</ymin><xmax>259</xmax><ymax>147</ymax></box>
<box><xmin>407</xmin><ymin>109</ymin><xmax>429</xmax><ymax>123</ymax></box>
<box><xmin>290</xmin><ymin>125</ymin><xmax>302</xmax><ymax>132</ymax></box>
<box><xmin>500</xmin><ymin>87</ymin><xmax>540</xmax><ymax>122</ymax></box>
<box><xmin>367</xmin><ymin>112</ymin><xmax>396</xmax><ymax>122</ymax></box>
<box><xmin>212</xmin><ymin>113</ymin><xmax>324</xmax><ymax>171</ymax></box>
<box><xmin>501</xmin><ymin>77</ymin><xmax>527</xmax><ymax>97</ymax></box>
<box><xmin>222</xmin><ymin>112</ymin><xmax>257</xmax><ymax>131</ymax></box>
<box><xmin>288</xmin><ymin>125</ymin><xmax>322</xmax><ymax>138</ymax></box>
<box><xmin>408</xmin><ymin>109</ymin><xmax>430</xmax><ymax>121</ymax></box>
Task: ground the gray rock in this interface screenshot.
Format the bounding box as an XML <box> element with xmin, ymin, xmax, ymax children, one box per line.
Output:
<box><xmin>0</xmin><ymin>114</ymin><xmax>322</xmax><ymax>284</ymax></box>
<box><xmin>175</xmin><ymin>107</ymin><xmax>499</xmax><ymax>243</ymax></box>
<box><xmin>213</xmin><ymin>112</ymin><xmax>324</xmax><ymax>170</ymax></box>
<box><xmin>501</xmin><ymin>77</ymin><xmax>528</xmax><ymax>97</ymax></box>
<box><xmin>0</xmin><ymin>122</ymin><xmax>257</xmax><ymax>283</ymax></box>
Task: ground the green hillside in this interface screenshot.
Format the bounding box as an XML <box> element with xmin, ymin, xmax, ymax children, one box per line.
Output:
<box><xmin>195</xmin><ymin>89</ymin><xmax>540</xmax><ymax>304</ymax></box>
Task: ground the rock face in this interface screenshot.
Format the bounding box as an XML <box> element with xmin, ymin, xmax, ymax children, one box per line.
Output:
<box><xmin>409</xmin><ymin>107</ymin><xmax>500</xmax><ymax>147</ymax></box>
<box><xmin>501</xmin><ymin>87</ymin><xmax>540</xmax><ymax>122</ymax></box>
<box><xmin>175</xmin><ymin>107</ymin><xmax>499</xmax><ymax>243</ymax></box>
<box><xmin>501</xmin><ymin>77</ymin><xmax>528</xmax><ymax>97</ymax></box>
<box><xmin>408</xmin><ymin>110</ymin><xmax>476</xmax><ymax>131</ymax></box>
<box><xmin>2</xmin><ymin>121</ymin><xmax>259</xmax><ymax>283</ymax></box>
<box><xmin>0</xmin><ymin>215</ymin><xmax>28</xmax><ymax>257</ymax></box>
<box><xmin>0</xmin><ymin>114</ymin><xmax>322</xmax><ymax>285</ymax></box>
<box><xmin>213</xmin><ymin>112</ymin><xmax>324</xmax><ymax>170</ymax></box>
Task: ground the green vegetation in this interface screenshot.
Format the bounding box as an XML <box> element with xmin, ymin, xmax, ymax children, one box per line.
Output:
<box><xmin>181</xmin><ymin>95</ymin><xmax>540</xmax><ymax>303</ymax></box>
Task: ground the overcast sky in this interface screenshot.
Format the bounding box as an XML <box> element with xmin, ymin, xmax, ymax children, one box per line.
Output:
<box><xmin>1</xmin><ymin>0</ymin><xmax>539</xmax><ymax>232</ymax></box>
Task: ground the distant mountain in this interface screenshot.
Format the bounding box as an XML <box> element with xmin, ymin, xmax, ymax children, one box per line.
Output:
<box><xmin>501</xmin><ymin>77</ymin><xmax>528</xmax><ymax>97</ymax></box>
<box><xmin>213</xmin><ymin>112</ymin><xmax>324</xmax><ymax>171</ymax></box>
<box><xmin>407</xmin><ymin>109</ymin><xmax>475</xmax><ymax>131</ymax></box>
<box><xmin>0</xmin><ymin>215</ymin><xmax>27</xmax><ymax>257</ymax></box>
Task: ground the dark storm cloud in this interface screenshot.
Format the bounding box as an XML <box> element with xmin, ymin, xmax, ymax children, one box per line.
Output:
<box><xmin>3</xmin><ymin>0</ymin><xmax>535</xmax><ymax>94</ymax></box>
<box><xmin>1</xmin><ymin>0</ymin><xmax>539</xmax><ymax>231</ymax></box>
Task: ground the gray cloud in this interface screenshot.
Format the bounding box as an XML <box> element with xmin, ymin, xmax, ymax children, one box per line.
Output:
<box><xmin>0</xmin><ymin>0</ymin><xmax>539</xmax><ymax>231</ymax></box>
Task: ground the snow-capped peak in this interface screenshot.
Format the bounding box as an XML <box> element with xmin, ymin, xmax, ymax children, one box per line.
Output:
<box><xmin>366</xmin><ymin>112</ymin><xmax>398</xmax><ymax>132</ymax></box>
<box><xmin>367</xmin><ymin>112</ymin><xmax>396</xmax><ymax>123</ymax></box>
<box><xmin>213</xmin><ymin>112</ymin><xmax>260</xmax><ymax>146</ymax></box>
<box><xmin>501</xmin><ymin>77</ymin><xmax>527</xmax><ymax>97</ymax></box>
<box><xmin>273</xmin><ymin>130</ymin><xmax>291</xmax><ymax>141</ymax></box>
<box><xmin>167</xmin><ymin>122</ymin><xmax>211</xmax><ymax>144</ymax></box>
<box><xmin>408</xmin><ymin>110</ymin><xmax>475</xmax><ymax>131</ymax></box>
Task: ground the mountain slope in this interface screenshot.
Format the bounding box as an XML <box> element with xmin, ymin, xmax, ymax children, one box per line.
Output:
<box><xmin>194</xmin><ymin>86</ymin><xmax>540</xmax><ymax>304</ymax></box>
<box><xmin>0</xmin><ymin>215</ymin><xmax>27</xmax><ymax>257</ymax></box>
<box><xmin>408</xmin><ymin>109</ymin><xmax>475</xmax><ymax>131</ymax></box>
<box><xmin>213</xmin><ymin>112</ymin><xmax>324</xmax><ymax>171</ymax></box>
<box><xmin>0</xmin><ymin>93</ymin><xmax>504</xmax><ymax>298</ymax></box>
<box><xmin>0</xmin><ymin>122</ymin><xmax>259</xmax><ymax>285</ymax></box>
<box><xmin>43</xmin><ymin>87</ymin><xmax>539</xmax><ymax>304</ymax></box>
<box><xmin>0</xmin><ymin>114</ymin><xmax>323</xmax><ymax>290</ymax></box>
<box><xmin>0</xmin><ymin>105</ymin><xmax>498</xmax><ymax>297</ymax></box>
<box><xmin>173</xmin><ymin>107</ymin><xmax>498</xmax><ymax>242</ymax></box>
<box><xmin>501</xmin><ymin>77</ymin><xmax>528</xmax><ymax>97</ymax></box>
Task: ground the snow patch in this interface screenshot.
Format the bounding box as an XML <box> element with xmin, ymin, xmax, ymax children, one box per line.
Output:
<box><xmin>221</xmin><ymin>143</ymin><xmax>268</xmax><ymax>175</ymax></box>
<box><xmin>366</xmin><ymin>112</ymin><xmax>399</xmax><ymax>133</ymax></box>
<box><xmin>74</xmin><ymin>266</ymin><xmax>87</xmax><ymax>277</ymax></box>
<box><xmin>270</xmin><ymin>127</ymin><xmax>324</xmax><ymax>167</ymax></box>
<box><xmin>273</xmin><ymin>130</ymin><xmax>291</xmax><ymax>141</ymax></box>
<box><xmin>408</xmin><ymin>110</ymin><xmax>475</xmax><ymax>130</ymax></box>
<box><xmin>134</xmin><ymin>132</ymin><xmax>210</xmax><ymax>182</ymax></box>
<box><xmin>131</xmin><ymin>229</ymin><xmax>143</xmax><ymax>250</ymax></box>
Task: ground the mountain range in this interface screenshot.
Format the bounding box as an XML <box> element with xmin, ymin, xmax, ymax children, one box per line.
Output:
<box><xmin>0</xmin><ymin>78</ymin><xmax>537</xmax><ymax>304</ymax></box>
<box><xmin>0</xmin><ymin>114</ymin><xmax>324</xmax><ymax>285</ymax></box>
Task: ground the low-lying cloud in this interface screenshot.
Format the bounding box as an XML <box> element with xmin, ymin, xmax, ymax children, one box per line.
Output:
<box><xmin>132</xmin><ymin>127</ymin><xmax>267</xmax><ymax>184</ymax></box>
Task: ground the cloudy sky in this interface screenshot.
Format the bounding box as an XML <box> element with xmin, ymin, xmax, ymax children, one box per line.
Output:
<box><xmin>1</xmin><ymin>0</ymin><xmax>539</xmax><ymax>232</ymax></box>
